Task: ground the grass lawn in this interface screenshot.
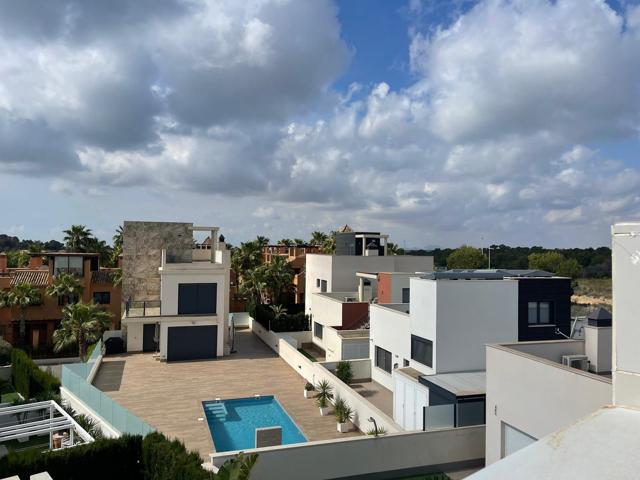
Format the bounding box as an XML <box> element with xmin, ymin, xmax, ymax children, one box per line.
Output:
<box><xmin>298</xmin><ymin>348</ymin><xmax>318</xmax><ymax>362</ymax></box>
<box><xmin>3</xmin><ymin>434</ymin><xmax>49</xmax><ymax>453</ymax></box>
<box><xmin>1</xmin><ymin>391</ymin><xmax>20</xmax><ymax>403</ymax></box>
<box><xmin>573</xmin><ymin>278</ymin><xmax>612</xmax><ymax>300</ymax></box>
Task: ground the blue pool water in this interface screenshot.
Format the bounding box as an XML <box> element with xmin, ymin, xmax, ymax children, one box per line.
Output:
<box><xmin>203</xmin><ymin>396</ymin><xmax>307</xmax><ymax>452</ymax></box>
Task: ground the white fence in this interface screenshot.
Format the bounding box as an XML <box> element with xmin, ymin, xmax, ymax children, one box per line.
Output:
<box><xmin>250</xmin><ymin>319</ymin><xmax>400</xmax><ymax>433</ymax></box>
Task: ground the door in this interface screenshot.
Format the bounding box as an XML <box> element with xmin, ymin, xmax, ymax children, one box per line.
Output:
<box><xmin>167</xmin><ymin>325</ymin><xmax>217</xmax><ymax>361</ymax></box>
<box><xmin>143</xmin><ymin>323</ymin><xmax>158</xmax><ymax>352</ymax></box>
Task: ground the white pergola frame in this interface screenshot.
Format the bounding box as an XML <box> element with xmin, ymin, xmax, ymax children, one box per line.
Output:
<box><xmin>0</xmin><ymin>400</ymin><xmax>94</xmax><ymax>450</ymax></box>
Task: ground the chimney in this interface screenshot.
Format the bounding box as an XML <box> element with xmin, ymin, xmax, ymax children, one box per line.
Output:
<box><xmin>584</xmin><ymin>307</ymin><xmax>612</xmax><ymax>374</ymax></box>
<box><xmin>28</xmin><ymin>254</ymin><xmax>43</xmax><ymax>269</ymax></box>
<box><xmin>0</xmin><ymin>253</ymin><xmax>7</xmax><ymax>271</ymax></box>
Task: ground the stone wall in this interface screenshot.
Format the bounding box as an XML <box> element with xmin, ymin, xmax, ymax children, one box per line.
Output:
<box><xmin>122</xmin><ymin>221</ymin><xmax>193</xmax><ymax>301</ymax></box>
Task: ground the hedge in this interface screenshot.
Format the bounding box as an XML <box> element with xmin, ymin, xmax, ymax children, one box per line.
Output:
<box><xmin>10</xmin><ymin>349</ymin><xmax>60</xmax><ymax>399</ymax></box>
<box><xmin>251</xmin><ymin>304</ymin><xmax>310</xmax><ymax>332</ymax></box>
<box><xmin>0</xmin><ymin>435</ymin><xmax>142</xmax><ymax>480</ymax></box>
<box><xmin>0</xmin><ymin>433</ymin><xmax>219</xmax><ymax>480</ymax></box>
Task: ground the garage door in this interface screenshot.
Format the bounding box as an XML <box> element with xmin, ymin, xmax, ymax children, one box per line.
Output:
<box><xmin>167</xmin><ymin>325</ymin><xmax>217</xmax><ymax>362</ymax></box>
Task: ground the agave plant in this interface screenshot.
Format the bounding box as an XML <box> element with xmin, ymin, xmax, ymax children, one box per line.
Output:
<box><xmin>334</xmin><ymin>396</ymin><xmax>353</xmax><ymax>424</ymax></box>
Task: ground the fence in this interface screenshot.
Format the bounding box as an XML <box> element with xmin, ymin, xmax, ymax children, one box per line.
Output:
<box><xmin>61</xmin><ymin>340</ymin><xmax>154</xmax><ymax>437</ymax></box>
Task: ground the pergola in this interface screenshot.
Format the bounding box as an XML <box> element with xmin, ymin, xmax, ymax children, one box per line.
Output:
<box><xmin>0</xmin><ymin>400</ymin><xmax>94</xmax><ymax>451</ymax></box>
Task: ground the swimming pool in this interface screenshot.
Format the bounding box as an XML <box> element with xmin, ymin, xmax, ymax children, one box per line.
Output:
<box><xmin>203</xmin><ymin>396</ymin><xmax>307</xmax><ymax>452</ymax></box>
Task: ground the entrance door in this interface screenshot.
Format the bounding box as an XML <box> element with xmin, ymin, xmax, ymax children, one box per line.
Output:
<box><xmin>143</xmin><ymin>324</ymin><xmax>158</xmax><ymax>352</ymax></box>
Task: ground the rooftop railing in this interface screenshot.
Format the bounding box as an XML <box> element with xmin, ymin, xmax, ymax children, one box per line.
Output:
<box><xmin>124</xmin><ymin>299</ymin><xmax>161</xmax><ymax>317</ymax></box>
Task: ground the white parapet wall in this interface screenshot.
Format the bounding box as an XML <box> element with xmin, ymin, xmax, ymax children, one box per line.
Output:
<box><xmin>60</xmin><ymin>387</ymin><xmax>121</xmax><ymax>439</ymax></box>
<box><xmin>211</xmin><ymin>425</ymin><xmax>485</xmax><ymax>480</ymax></box>
<box><xmin>250</xmin><ymin>318</ymin><xmax>400</xmax><ymax>433</ymax></box>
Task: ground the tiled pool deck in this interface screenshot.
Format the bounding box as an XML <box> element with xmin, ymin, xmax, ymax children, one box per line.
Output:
<box><xmin>93</xmin><ymin>330</ymin><xmax>361</xmax><ymax>459</ymax></box>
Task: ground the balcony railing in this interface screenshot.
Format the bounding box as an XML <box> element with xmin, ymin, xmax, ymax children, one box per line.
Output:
<box><xmin>124</xmin><ymin>299</ymin><xmax>161</xmax><ymax>317</ymax></box>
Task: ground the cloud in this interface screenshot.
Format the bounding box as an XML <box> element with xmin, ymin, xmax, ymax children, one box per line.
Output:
<box><xmin>1</xmin><ymin>0</ymin><xmax>639</xmax><ymax>247</ymax></box>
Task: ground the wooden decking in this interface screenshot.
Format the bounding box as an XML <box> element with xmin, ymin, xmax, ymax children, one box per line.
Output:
<box><xmin>93</xmin><ymin>330</ymin><xmax>361</xmax><ymax>459</ymax></box>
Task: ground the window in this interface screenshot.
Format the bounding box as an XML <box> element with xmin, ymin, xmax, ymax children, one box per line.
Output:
<box><xmin>411</xmin><ymin>335</ymin><xmax>433</xmax><ymax>367</ymax></box>
<box><xmin>528</xmin><ymin>301</ymin><xmax>553</xmax><ymax>325</ymax></box>
<box><xmin>177</xmin><ymin>283</ymin><xmax>217</xmax><ymax>315</ymax></box>
<box><xmin>375</xmin><ymin>346</ymin><xmax>392</xmax><ymax>373</ymax></box>
<box><xmin>53</xmin><ymin>256</ymin><xmax>83</xmax><ymax>276</ymax></box>
<box><xmin>320</xmin><ymin>280</ymin><xmax>327</xmax><ymax>293</ymax></box>
<box><xmin>403</xmin><ymin>358</ymin><xmax>410</xmax><ymax>367</ymax></box>
<box><xmin>314</xmin><ymin>322</ymin><xmax>323</xmax><ymax>339</ymax></box>
<box><xmin>58</xmin><ymin>294</ymin><xmax>79</xmax><ymax>306</ymax></box>
<box><xmin>93</xmin><ymin>292</ymin><xmax>111</xmax><ymax>305</ymax></box>
<box><xmin>402</xmin><ymin>288</ymin><xmax>410</xmax><ymax>303</ymax></box>
<box><xmin>316</xmin><ymin>278</ymin><xmax>321</xmax><ymax>288</ymax></box>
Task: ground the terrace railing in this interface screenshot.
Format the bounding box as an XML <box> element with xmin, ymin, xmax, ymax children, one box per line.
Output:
<box><xmin>124</xmin><ymin>299</ymin><xmax>161</xmax><ymax>317</ymax></box>
<box><xmin>61</xmin><ymin>340</ymin><xmax>154</xmax><ymax>436</ymax></box>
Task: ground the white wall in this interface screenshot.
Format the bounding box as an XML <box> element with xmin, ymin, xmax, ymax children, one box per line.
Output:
<box><xmin>434</xmin><ymin>280</ymin><xmax>519</xmax><ymax>373</ymax></box>
<box><xmin>370</xmin><ymin>304</ymin><xmax>415</xmax><ymax>390</ymax></box>
<box><xmin>323</xmin><ymin>325</ymin><xmax>343</xmax><ymax>361</ymax></box>
<box><xmin>125</xmin><ymin>322</ymin><xmax>144</xmax><ymax>351</ymax></box>
<box><xmin>305</xmin><ymin>254</ymin><xmax>434</xmax><ymax>315</ymax></box>
<box><xmin>409</xmin><ymin>278</ymin><xmax>438</xmax><ymax>372</ymax></box>
<box><xmin>160</xmin><ymin>270</ymin><xmax>227</xmax><ymax>318</ymax></box>
<box><xmin>389</xmin><ymin>273</ymin><xmax>417</xmax><ymax>303</ymax></box>
<box><xmin>309</xmin><ymin>293</ymin><xmax>345</xmax><ymax>329</ymax></box>
<box><xmin>61</xmin><ymin>387</ymin><xmax>121</xmax><ymax>438</ymax></box>
<box><xmin>612</xmin><ymin>222</ymin><xmax>640</xmax><ymax>407</ymax></box>
<box><xmin>211</xmin><ymin>426</ymin><xmax>484</xmax><ymax>480</ymax></box>
<box><xmin>485</xmin><ymin>344</ymin><xmax>612</xmax><ymax>465</ymax></box>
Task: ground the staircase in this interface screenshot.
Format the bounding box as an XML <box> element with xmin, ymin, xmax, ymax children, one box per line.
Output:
<box><xmin>204</xmin><ymin>402</ymin><xmax>228</xmax><ymax>421</ymax></box>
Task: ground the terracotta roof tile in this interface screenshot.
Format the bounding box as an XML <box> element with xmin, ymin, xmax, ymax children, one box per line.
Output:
<box><xmin>10</xmin><ymin>270</ymin><xmax>50</xmax><ymax>287</ymax></box>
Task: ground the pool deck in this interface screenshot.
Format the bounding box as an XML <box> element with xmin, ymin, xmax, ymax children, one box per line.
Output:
<box><xmin>93</xmin><ymin>329</ymin><xmax>361</xmax><ymax>459</ymax></box>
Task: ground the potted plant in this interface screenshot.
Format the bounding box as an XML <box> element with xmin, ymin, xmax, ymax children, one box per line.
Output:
<box><xmin>304</xmin><ymin>382</ymin><xmax>315</xmax><ymax>399</ymax></box>
<box><xmin>334</xmin><ymin>396</ymin><xmax>353</xmax><ymax>433</ymax></box>
<box><xmin>315</xmin><ymin>379</ymin><xmax>333</xmax><ymax>416</ymax></box>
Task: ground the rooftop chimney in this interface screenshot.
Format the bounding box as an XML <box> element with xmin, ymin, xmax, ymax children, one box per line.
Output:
<box><xmin>0</xmin><ymin>253</ymin><xmax>7</xmax><ymax>272</ymax></box>
<box><xmin>28</xmin><ymin>254</ymin><xmax>43</xmax><ymax>269</ymax></box>
<box><xmin>584</xmin><ymin>307</ymin><xmax>612</xmax><ymax>374</ymax></box>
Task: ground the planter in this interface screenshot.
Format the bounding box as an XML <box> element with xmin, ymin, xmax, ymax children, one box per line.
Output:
<box><xmin>337</xmin><ymin>422</ymin><xmax>349</xmax><ymax>433</ymax></box>
<box><xmin>319</xmin><ymin>406</ymin><xmax>331</xmax><ymax>416</ymax></box>
<box><xmin>304</xmin><ymin>389</ymin><xmax>315</xmax><ymax>399</ymax></box>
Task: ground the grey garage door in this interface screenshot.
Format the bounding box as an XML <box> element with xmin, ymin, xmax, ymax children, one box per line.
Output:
<box><xmin>167</xmin><ymin>325</ymin><xmax>217</xmax><ymax>362</ymax></box>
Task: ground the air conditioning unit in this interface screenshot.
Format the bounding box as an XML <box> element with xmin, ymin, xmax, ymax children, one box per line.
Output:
<box><xmin>562</xmin><ymin>354</ymin><xmax>590</xmax><ymax>371</ymax></box>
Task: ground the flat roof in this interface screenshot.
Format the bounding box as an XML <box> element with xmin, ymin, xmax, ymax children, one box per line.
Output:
<box><xmin>420</xmin><ymin>371</ymin><xmax>486</xmax><ymax>397</ymax></box>
<box><xmin>468</xmin><ymin>406</ymin><xmax>640</xmax><ymax>479</ymax></box>
<box><xmin>420</xmin><ymin>269</ymin><xmax>562</xmax><ymax>280</ymax></box>
<box><xmin>41</xmin><ymin>252</ymin><xmax>100</xmax><ymax>257</ymax></box>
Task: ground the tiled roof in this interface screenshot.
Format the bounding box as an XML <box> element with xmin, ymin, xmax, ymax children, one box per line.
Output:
<box><xmin>91</xmin><ymin>271</ymin><xmax>114</xmax><ymax>284</ymax></box>
<box><xmin>10</xmin><ymin>270</ymin><xmax>50</xmax><ymax>287</ymax></box>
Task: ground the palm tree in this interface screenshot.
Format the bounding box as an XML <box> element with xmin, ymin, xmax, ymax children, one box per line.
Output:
<box><xmin>46</xmin><ymin>273</ymin><xmax>83</xmax><ymax>305</ymax></box>
<box><xmin>265</xmin><ymin>256</ymin><xmax>294</xmax><ymax>304</ymax></box>
<box><xmin>53</xmin><ymin>302</ymin><xmax>112</xmax><ymax>360</ymax></box>
<box><xmin>387</xmin><ymin>242</ymin><xmax>405</xmax><ymax>255</ymax></box>
<box><xmin>320</xmin><ymin>231</ymin><xmax>337</xmax><ymax>254</ymax></box>
<box><xmin>63</xmin><ymin>225</ymin><xmax>93</xmax><ymax>252</ymax></box>
<box><xmin>4</xmin><ymin>282</ymin><xmax>41</xmax><ymax>346</ymax></box>
<box><xmin>278</xmin><ymin>239</ymin><xmax>293</xmax><ymax>247</ymax></box>
<box><xmin>231</xmin><ymin>241</ymin><xmax>263</xmax><ymax>282</ymax></box>
<box><xmin>84</xmin><ymin>237</ymin><xmax>113</xmax><ymax>267</ymax></box>
<box><xmin>293</xmin><ymin>238</ymin><xmax>306</xmax><ymax>246</ymax></box>
<box><xmin>216</xmin><ymin>453</ymin><xmax>258</xmax><ymax>480</ymax></box>
<box><xmin>112</xmin><ymin>225</ymin><xmax>124</xmax><ymax>250</ymax></box>
<box><xmin>239</xmin><ymin>266</ymin><xmax>268</xmax><ymax>306</ymax></box>
<box><xmin>255</xmin><ymin>236</ymin><xmax>270</xmax><ymax>247</ymax></box>
<box><xmin>310</xmin><ymin>231</ymin><xmax>328</xmax><ymax>246</ymax></box>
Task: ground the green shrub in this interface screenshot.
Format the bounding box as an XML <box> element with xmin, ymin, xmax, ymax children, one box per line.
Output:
<box><xmin>335</xmin><ymin>361</ymin><xmax>353</xmax><ymax>384</ymax></box>
<box><xmin>10</xmin><ymin>349</ymin><xmax>60</xmax><ymax>399</ymax></box>
<box><xmin>0</xmin><ymin>338</ymin><xmax>12</xmax><ymax>366</ymax></box>
<box><xmin>142</xmin><ymin>432</ymin><xmax>213</xmax><ymax>480</ymax></box>
<box><xmin>0</xmin><ymin>435</ymin><xmax>142</xmax><ymax>480</ymax></box>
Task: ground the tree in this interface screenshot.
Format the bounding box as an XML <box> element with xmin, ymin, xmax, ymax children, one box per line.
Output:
<box><xmin>293</xmin><ymin>238</ymin><xmax>306</xmax><ymax>246</ymax></box>
<box><xmin>387</xmin><ymin>242</ymin><xmax>405</xmax><ymax>255</ymax></box>
<box><xmin>231</xmin><ymin>241</ymin><xmax>263</xmax><ymax>282</ymax></box>
<box><xmin>239</xmin><ymin>266</ymin><xmax>268</xmax><ymax>306</ymax></box>
<box><xmin>265</xmin><ymin>256</ymin><xmax>294</xmax><ymax>304</ymax></box>
<box><xmin>255</xmin><ymin>236</ymin><xmax>270</xmax><ymax>247</ymax></box>
<box><xmin>529</xmin><ymin>251</ymin><xmax>583</xmax><ymax>278</ymax></box>
<box><xmin>216</xmin><ymin>453</ymin><xmax>258</xmax><ymax>480</ymax></box>
<box><xmin>310</xmin><ymin>231</ymin><xmax>328</xmax><ymax>246</ymax></box>
<box><xmin>112</xmin><ymin>225</ymin><xmax>124</xmax><ymax>250</ymax></box>
<box><xmin>269</xmin><ymin>304</ymin><xmax>288</xmax><ymax>321</ymax></box>
<box><xmin>278</xmin><ymin>239</ymin><xmax>293</xmax><ymax>247</ymax></box>
<box><xmin>46</xmin><ymin>273</ymin><xmax>83</xmax><ymax>305</ymax></box>
<box><xmin>3</xmin><ymin>282</ymin><xmax>41</xmax><ymax>346</ymax></box>
<box><xmin>446</xmin><ymin>245</ymin><xmax>487</xmax><ymax>269</ymax></box>
<box><xmin>63</xmin><ymin>225</ymin><xmax>93</xmax><ymax>252</ymax></box>
<box><xmin>320</xmin><ymin>231</ymin><xmax>336</xmax><ymax>254</ymax></box>
<box><xmin>84</xmin><ymin>237</ymin><xmax>114</xmax><ymax>267</ymax></box>
<box><xmin>53</xmin><ymin>302</ymin><xmax>112</xmax><ymax>360</ymax></box>
<box><xmin>7</xmin><ymin>250</ymin><xmax>29</xmax><ymax>268</ymax></box>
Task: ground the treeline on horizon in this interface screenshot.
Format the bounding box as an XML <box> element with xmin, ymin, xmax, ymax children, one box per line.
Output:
<box><xmin>408</xmin><ymin>244</ymin><xmax>611</xmax><ymax>278</ymax></box>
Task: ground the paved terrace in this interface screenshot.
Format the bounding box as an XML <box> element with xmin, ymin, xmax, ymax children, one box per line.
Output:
<box><xmin>93</xmin><ymin>330</ymin><xmax>361</xmax><ymax>459</ymax></box>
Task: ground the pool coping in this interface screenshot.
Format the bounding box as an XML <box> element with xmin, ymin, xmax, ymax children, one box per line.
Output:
<box><xmin>201</xmin><ymin>394</ymin><xmax>309</xmax><ymax>452</ymax></box>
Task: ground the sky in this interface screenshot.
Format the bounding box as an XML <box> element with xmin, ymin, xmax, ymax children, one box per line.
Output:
<box><xmin>1</xmin><ymin>0</ymin><xmax>639</xmax><ymax>249</ymax></box>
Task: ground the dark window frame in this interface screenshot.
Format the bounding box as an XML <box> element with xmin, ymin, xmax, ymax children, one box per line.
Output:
<box><xmin>92</xmin><ymin>291</ymin><xmax>111</xmax><ymax>305</ymax></box>
<box><xmin>402</xmin><ymin>287</ymin><xmax>410</xmax><ymax>303</ymax></box>
<box><xmin>314</xmin><ymin>322</ymin><xmax>323</xmax><ymax>339</ymax></box>
<box><xmin>527</xmin><ymin>301</ymin><xmax>554</xmax><ymax>325</ymax></box>
<box><xmin>375</xmin><ymin>346</ymin><xmax>392</xmax><ymax>373</ymax></box>
<box><xmin>411</xmin><ymin>335</ymin><xmax>433</xmax><ymax>368</ymax></box>
<box><xmin>177</xmin><ymin>283</ymin><xmax>217</xmax><ymax>315</ymax></box>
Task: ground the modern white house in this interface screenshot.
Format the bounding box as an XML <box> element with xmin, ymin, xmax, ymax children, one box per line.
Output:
<box><xmin>305</xmin><ymin>252</ymin><xmax>433</xmax><ymax>351</ymax></box>
<box><xmin>369</xmin><ymin>270</ymin><xmax>573</xmax><ymax>431</ymax></box>
<box><xmin>468</xmin><ymin>222</ymin><xmax>640</xmax><ymax>479</ymax></box>
<box><xmin>120</xmin><ymin>221</ymin><xmax>231</xmax><ymax>362</ymax></box>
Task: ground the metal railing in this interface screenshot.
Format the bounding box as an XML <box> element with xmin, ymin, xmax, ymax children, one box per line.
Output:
<box><xmin>124</xmin><ymin>299</ymin><xmax>161</xmax><ymax>317</ymax></box>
